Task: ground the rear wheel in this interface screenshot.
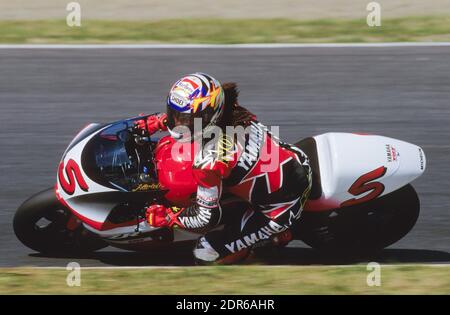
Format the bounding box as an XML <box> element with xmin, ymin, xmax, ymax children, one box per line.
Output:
<box><xmin>13</xmin><ymin>187</ymin><xmax>108</xmax><ymax>255</ymax></box>
<box><xmin>294</xmin><ymin>184</ymin><xmax>420</xmax><ymax>256</ymax></box>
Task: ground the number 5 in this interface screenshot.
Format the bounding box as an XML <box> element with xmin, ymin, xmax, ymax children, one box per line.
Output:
<box><xmin>58</xmin><ymin>159</ymin><xmax>89</xmax><ymax>195</ymax></box>
<box><xmin>340</xmin><ymin>166</ymin><xmax>387</xmax><ymax>207</ymax></box>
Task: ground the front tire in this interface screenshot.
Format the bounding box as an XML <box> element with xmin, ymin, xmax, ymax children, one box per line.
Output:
<box><xmin>13</xmin><ymin>187</ymin><xmax>108</xmax><ymax>255</ymax></box>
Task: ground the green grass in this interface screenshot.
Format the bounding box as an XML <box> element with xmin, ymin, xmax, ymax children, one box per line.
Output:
<box><xmin>0</xmin><ymin>265</ymin><xmax>449</xmax><ymax>294</ymax></box>
<box><xmin>1</xmin><ymin>16</ymin><xmax>450</xmax><ymax>44</ymax></box>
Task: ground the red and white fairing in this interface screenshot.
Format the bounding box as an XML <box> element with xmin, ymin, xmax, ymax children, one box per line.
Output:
<box><xmin>56</xmin><ymin>124</ymin><xmax>118</xmax><ymax>230</ymax></box>
<box><xmin>56</xmin><ymin>123</ymin><xmax>198</xmax><ymax>240</ymax></box>
<box><xmin>305</xmin><ymin>133</ymin><xmax>426</xmax><ymax>211</ymax></box>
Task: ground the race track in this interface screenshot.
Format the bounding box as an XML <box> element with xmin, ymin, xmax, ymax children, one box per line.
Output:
<box><xmin>0</xmin><ymin>46</ymin><xmax>449</xmax><ymax>266</ymax></box>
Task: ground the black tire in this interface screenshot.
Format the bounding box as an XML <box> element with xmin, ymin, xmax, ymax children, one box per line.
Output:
<box><xmin>294</xmin><ymin>184</ymin><xmax>420</xmax><ymax>256</ymax></box>
<box><xmin>13</xmin><ymin>187</ymin><xmax>108</xmax><ymax>254</ymax></box>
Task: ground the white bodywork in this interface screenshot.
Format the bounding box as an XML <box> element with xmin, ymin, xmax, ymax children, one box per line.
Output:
<box><xmin>56</xmin><ymin>124</ymin><xmax>117</xmax><ymax>227</ymax></box>
<box><xmin>305</xmin><ymin>133</ymin><xmax>426</xmax><ymax>211</ymax></box>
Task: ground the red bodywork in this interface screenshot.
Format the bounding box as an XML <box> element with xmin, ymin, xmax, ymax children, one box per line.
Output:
<box><xmin>154</xmin><ymin>136</ymin><xmax>198</xmax><ymax>207</ymax></box>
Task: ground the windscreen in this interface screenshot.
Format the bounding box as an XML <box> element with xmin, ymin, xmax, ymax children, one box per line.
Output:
<box><xmin>82</xmin><ymin>118</ymin><xmax>158</xmax><ymax>192</ymax></box>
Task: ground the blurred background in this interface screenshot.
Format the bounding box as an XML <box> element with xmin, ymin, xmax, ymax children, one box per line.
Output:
<box><xmin>0</xmin><ymin>0</ymin><xmax>449</xmax><ymax>43</ymax></box>
<box><xmin>1</xmin><ymin>0</ymin><xmax>449</xmax><ymax>20</ymax></box>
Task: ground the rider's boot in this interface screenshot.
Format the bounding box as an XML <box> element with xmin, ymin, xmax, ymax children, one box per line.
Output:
<box><xmin>193</xmin><ymin>236</ymin><xmax>250</xmax><ymax>265</ymax></box>
<box><xmin>193</xmin><ymin>229</ymin><xmax>293</xmax><ymax>265</ymax></box>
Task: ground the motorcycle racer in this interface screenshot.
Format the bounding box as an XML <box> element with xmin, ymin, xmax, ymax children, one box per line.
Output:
<box><xmin>137</xmin><ymin>73</ymin><xmax>312</xmax><ymax>264</ymax></box>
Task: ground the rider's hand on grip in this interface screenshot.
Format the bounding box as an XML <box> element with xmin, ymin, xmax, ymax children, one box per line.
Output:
<box><xmin>135</xmin><ymin>113</ymin><xmax>168</xmax><ymax>135</ymax></box>
<box><xmin>146</xmin><ymin>204</ymin><xmax>184</xmax><ymax>228</ymax></box>
<box><xmin>146</xmin><ymin>204</ymin><xmax>169</xmax><ymax>227</ymax></box>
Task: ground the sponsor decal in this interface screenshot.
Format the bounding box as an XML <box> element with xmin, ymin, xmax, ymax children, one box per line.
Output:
<box><xmin>216</xmin><ymin>134</ymin><xmax>235</xmax><ymax>163</ymax></box>
<box><xmin>224</xmin><ymin>220</ymin><xmax>286</xmax><ymax>253</ymax></box>
<box><xmin>58</xmin><ymin>159</ymin><xmax>89</xmax><ymax>195</ymax></box>
<box><xmin>194</xmin><ymin>133</ymin><xmax>236</xmax><ymax>168</ymax></box>
<box><xmin>196</xmin><ymin>185</ymin><xmax>219</xmax><ymax>208</ymax></box>
<box><xmin>179</xmin><ymin>77</ymin><xmax>198</xmax><ymax>92</ymax></box>
<box><xmin>385</xmin><ymin>144</ymin><xmax>398</xmax><ymax>162</ymax></box>
<box><xmin>132</xmin><ymin>183</ymin><xmax>161</xmax><ymax>192</ymax></box>
<box><xmin>179</xmin><ymin>207</ymin><xmax>212</xmax><ymax>229</ymax></box>
<box><xmin>107</xmin><ymin>233</ymin><xmax>159</xmax><ymax>243</ymax></box>
<box><xmin>237</xmin><ymin>122</ymin><xmax>264</xmax><ymax>172</ymax></box>
<box><xmin>169</xmin><ymin>94</ymin><xmax>187</xmax><ymax>108</ymax></box>
<box><xmin>107</xmin><ymin>231</ymin><xmax>143</xmax><ymax>240</ymax></box>
<box><xmin>418</xmin><ymin>148</ymin><xmax>425</xmax><ymax>170</ymax></box>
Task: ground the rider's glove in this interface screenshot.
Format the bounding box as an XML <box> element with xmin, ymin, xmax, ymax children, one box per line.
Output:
<box><xmin>135</xmin><ymin>113</ymin><xmax>168</xmax><ymax>135</ymax></box>
<box><xmin>145</xmin><ymin>204</ymin><xmax>183</xmax><ymax>228</ymax></box>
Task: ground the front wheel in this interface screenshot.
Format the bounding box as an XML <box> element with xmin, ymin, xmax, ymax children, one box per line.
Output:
<box><xmin>294</xmin><ymin>184</ymin><xmax>420</xmax><ymax>256</ymax></box>
<box><xmin>13</xmin><ymin>187</ymin><xmax>108</xmax><ymax>255</ymax></box>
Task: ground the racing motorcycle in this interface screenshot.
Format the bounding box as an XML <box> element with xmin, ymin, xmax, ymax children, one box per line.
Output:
<box><xmin>13</xmin><ymin>115</ymin><xmax>426</xmax><ymax>257</ymax></box>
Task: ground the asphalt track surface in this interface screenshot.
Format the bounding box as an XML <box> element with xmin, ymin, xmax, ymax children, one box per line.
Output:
<box><xmin>0</xmin><ymin>46</ymin><xmax>449</xmax><ymax>266</ymax></box>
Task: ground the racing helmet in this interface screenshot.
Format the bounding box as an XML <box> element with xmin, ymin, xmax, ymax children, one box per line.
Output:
<box><xmin>166</xmin><ymin>73</ymin><xmax>225</xmax><ymax>142</ymax></box>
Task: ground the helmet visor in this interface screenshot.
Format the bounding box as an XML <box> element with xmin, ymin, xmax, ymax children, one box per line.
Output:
<box><xmin>167</xmin><ymin>106</ymin><xmax>195</xmax><ymax>131</ymax></box>
<box><xmin>166</xmin><ymin>102</ymin><xmax>222</xmax><ymax>142</ymax></box>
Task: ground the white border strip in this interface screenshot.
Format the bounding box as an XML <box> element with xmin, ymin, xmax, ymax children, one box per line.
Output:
<box><xmin>0</xmin><ymin>42</ymin><xmax>450</xmax><ymax>49</ymax></box>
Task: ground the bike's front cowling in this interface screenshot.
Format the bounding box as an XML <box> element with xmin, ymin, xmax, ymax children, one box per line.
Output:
<box><xmin>13</xmin><ymin>115</ymin><xmax>199</xmax><ymax>255</ymax></box>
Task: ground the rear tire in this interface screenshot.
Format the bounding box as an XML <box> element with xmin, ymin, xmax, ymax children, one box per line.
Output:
<box><xmin>13</xmin><ymin>187</ymin><xmax>108</xmax><ymax>255</ymax></box>
<box><xmin>294</xmin><ymin>184</ymin><xmax>420</xmax><ymax>256</ymax></box>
